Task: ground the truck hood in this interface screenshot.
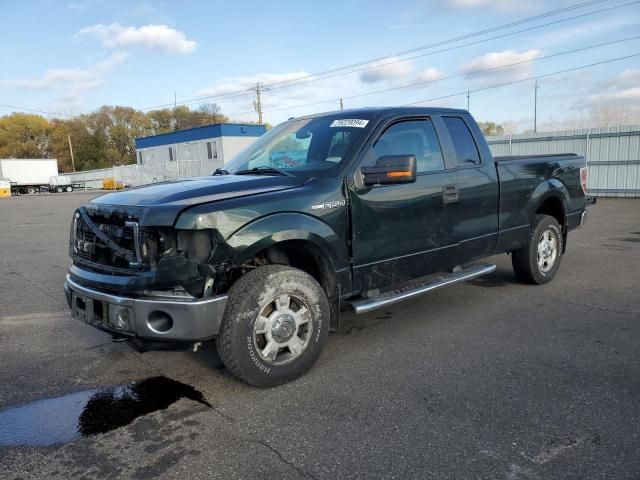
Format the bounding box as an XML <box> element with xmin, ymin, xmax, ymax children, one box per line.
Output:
<box><xmin>86</xmin><ymin>175</ymin><xmax>305</xmax><ymax>226</ymax></box>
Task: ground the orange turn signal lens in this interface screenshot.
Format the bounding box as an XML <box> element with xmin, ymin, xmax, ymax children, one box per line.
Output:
<box><xmin>386</xmin><ymin>171</ymin><xmax>412</xmax><ymax>178</ymax></box>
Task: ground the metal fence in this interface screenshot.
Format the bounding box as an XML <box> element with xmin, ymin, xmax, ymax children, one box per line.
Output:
<box><xmin>67</xmin><ymin>125</ymin><xmax>640</xmax><ymax>198</ymax></box>
<box><xmin>67</xmin><ymin>159</ymin><xmax>210</xmax><ymax>190</ymax></box>
<box><xmin>486</xmin><ymin>125</ymin><xmax>640</xmax><ymax>197</ymax></box>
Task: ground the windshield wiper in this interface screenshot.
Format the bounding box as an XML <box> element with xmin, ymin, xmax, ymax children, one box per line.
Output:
<box><xmin>234</xmin><ymin>166</ymin><xmax>292</xmax><ymax>177</ymax></box>
<box><xmin>213</xmin><ymin>168</ymin><xmax>229</xmax><ymax>175</ymax></box>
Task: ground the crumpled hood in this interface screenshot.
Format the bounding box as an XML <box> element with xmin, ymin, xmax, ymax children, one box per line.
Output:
<box><xmin>86</xmin><ymin>175</ymin><xmax>304</xmax><ymax>226</ymax></box>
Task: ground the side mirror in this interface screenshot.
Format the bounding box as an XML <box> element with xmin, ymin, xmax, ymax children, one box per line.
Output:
<box><xmin>361</xmin><ymin>155</ymin><xmax>417</xmax><ymax>186</ymax></box>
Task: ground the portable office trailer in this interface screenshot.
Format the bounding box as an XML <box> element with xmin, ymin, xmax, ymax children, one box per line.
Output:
<box><xmin>135</xmin><ymin>123</ymin><xmax>266</xmax><ymax>171</ymax></box>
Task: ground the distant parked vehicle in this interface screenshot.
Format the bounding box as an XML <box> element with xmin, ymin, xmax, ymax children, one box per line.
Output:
<box><xmin>49</xmin><ymin>175</ymin><xmax>74</xmax><ymax>193</ymax></box>
<box><xmin>0</xmin><ymin>159</ymin><xmax>58</xmax><ymax>194</ymax></box>
<box><xmin>0</xmin><ymin>160</ymin><xmax>85</xmax><ymax>194</ymax></box>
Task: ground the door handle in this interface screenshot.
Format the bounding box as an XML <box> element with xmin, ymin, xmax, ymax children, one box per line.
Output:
<box><xmin>442</xmin><ymin>185</ymin><xmax>459</xmax><ymax>204</ymax></box>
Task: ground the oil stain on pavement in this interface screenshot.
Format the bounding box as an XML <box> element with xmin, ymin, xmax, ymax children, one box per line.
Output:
<box><xmin>0</xmin><ymin>376</ymin><xmax>210</xmax><ymax>447</ymax></box>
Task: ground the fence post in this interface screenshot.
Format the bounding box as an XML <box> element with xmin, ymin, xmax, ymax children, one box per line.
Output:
<box><xmin>585</xmin><ymin>131</ymin><xmax>591</xmax><ymax>164</ymax></box>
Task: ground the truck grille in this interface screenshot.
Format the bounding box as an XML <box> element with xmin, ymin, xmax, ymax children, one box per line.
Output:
<box><xmin>72</xmin><ymin>210</ymin><xmax>145</xmax><ymax>273</ymax></box>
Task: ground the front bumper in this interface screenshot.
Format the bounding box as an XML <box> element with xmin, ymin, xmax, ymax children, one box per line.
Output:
<box><xmin>64</xmin><ymin>275</ymin><xmax>228</xmax><ymax>342</ymax></box>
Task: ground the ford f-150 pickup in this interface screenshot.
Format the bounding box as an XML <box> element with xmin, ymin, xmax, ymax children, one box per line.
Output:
<box><xmin>64</xmin><ymin>107</ymin><xmax>590</xmax><ymax>386</ymax></box>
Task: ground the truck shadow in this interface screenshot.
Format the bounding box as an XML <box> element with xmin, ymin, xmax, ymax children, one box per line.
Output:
<box><xmin>467</xmin><ymin>268</ymin><xmax>516</xmax><ymax>288</ymax></box>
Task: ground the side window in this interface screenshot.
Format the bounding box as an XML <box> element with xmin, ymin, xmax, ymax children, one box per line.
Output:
<box><xmin>442</xmin><ymin>117</ymin><xmax>480</xmax><ymax>167</ymax></box>
<box><xmin>372</xmin><ymin>119</ymin><xmax>444</xmax><ymax>173</ymax></box>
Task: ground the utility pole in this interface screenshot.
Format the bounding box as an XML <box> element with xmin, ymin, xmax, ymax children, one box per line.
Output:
<box><xmin>253</xmin><ymin>82</ymin><xmax>263</xmax><ymax>125</ymax></box>
<box><xmin>173</xmin><ymin>91</ymin><xmax>178</xmax><ymax>131</ymax></box>
<box><xmin>466</xmin><ymin>90</ymin><xmax>470</xmax><ymax>111</ymax></box>
<box><xmin>67</xmin><ymin>134</ymin><xmax>76</xmax><ymax>172</ymax></box>
<box><xmin>533</xmin><ymin>80</ymin><xmax>539</xmax><ymax>133</ymax></box>
<box><xmin>340</xmin><ymin>98</ymin><xmax>344</xmax><ymax>111</ymax></box>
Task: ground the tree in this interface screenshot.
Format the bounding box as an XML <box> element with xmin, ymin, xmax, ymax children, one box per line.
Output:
<box><xmin>0</xmin><ymin>102</ymin><xmax>234</xmax><ymax>171</ymax></box>
<box><xmin>148</xmin><ymin>108</ymin><xmax>174</xmax><ymax>134</ymax></box>
<box><xmin>477</xmin><ymin>121</ymin><xmax>505</xmax><ymax>136</ymax></box>
<box><xmin>0</xmin><ymin>113</ymin><xmax>50</xmax><ymax>158</ymax></box>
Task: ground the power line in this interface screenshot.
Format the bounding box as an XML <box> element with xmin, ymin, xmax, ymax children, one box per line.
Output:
<box><xmin>0</xmin><ymin>103</ymin><xmax>74</xmax><ymax>117</ymax></box>
<box><xmin>140</xmin><ymin>0</ymin><xmax>634</xmax><ymax>110</ymax></box>
<box><xmin>223</xmin><ymin>36</ymin><xmax>640</xmax><ymax>117</ymax></box>
<box><xmin>403</xmin><ymin>53</ymin><xmax>640</xmax><ymax>106</ymax></box>
<box><xmin>220</xmin><ymin>53</ymin><xmax>639</xmax><ymax>119</ymax></box>
<box><xmin>262</xmin><ymin>0</ymin><xmax>640</xmax><ymax>95</ymax></box>
<box><xmin>250</xmin><ymin>0</ymin><xmax>615</xmax><ymax>90</ymax></box>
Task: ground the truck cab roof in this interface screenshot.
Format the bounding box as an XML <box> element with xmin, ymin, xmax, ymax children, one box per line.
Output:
<box><xmin>292</xmin><ymin>106</ymin><xmax>470</xmax><ymax>122</ymax></box>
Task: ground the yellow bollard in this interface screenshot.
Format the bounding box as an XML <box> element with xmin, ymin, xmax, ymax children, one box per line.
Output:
<box><xmin>0</xmin><ymin>179</ymin><xmax>11</xmax><ymax>198</ymax></box>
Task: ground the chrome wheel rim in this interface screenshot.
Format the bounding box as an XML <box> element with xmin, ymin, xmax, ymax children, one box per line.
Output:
<box><xmin>252</xmin><ymin>293</ymin><xmax>312</xmax><ymax>365</ymax></box>
<box><xmin>537</xmin><ymin>229</ymin><xmax>558</xmax><ymax>273</ymax></box>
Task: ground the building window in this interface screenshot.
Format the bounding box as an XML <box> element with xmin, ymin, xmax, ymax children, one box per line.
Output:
<box><xmin>168</xmin><ymin>147</ymin><xmax>174</xmax><ymax>162</ymax></box>
<box><xmin>213</xmin><ymin>141</ymin><xmax>218</xmax><ymax>159</ymax></box>
<box><xmin>207</xmin><ymin>142</ymin><xmax>213</xmax><ymax>160</ymax></box>
<box><xmin>138</xmin><ymin>151</ymin><xmax>143</xmax><ymax>165</ymax></box>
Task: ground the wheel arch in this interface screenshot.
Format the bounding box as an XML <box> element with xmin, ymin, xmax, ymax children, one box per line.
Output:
<box><xmin>226</xmin><ymin>213</ymin><xmax>348</xmax><ymax>326</ymax></box>
<box><xmin>530</xmin><ymin>179</ymin><xmax>570</xmax><ymax>251</ymax></box>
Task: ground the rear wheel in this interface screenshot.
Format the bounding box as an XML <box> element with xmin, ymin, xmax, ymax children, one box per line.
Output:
<box><xmin>26</xmin><ymin>186</ymin><xmax>36</xmax><ymax>195</ymax></box>
<box><xmin>216</xmin><ymin>265</ymin><xmax>330</xmax><ymax>387</ymax></box>
<box><xmin>56</xmin><ymin>186</ymin><xmax>63</xmax><ymax>193</ymax></box>
<box><xmin>66</xmin><ymin>186</ymin><xmax>73</xmax><ymax>192</ymax></box>
<box><xmin>512</xmin><ymin>214</ymin><xmax>563</xmax><ymax>285</ymax></box>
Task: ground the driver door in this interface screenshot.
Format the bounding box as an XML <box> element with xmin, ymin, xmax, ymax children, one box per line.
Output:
<box><xmin>349</xmin><ymin>117</ymin><xmax>459</xmax><ymax>292</ymax></box>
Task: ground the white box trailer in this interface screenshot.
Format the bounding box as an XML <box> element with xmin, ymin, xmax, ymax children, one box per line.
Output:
<box><xmin>0</xmin><ymin>159</ymin><xmax>58</xmax><ymax>194</ymax></box>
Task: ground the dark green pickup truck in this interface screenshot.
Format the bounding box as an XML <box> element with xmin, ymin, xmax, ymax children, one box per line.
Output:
<box><xmin>65</xmin><ymin>107</ymin><xmax>590</xmax><ymax>386</ymax></box>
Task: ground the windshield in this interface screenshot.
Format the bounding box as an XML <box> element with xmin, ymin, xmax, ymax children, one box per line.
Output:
<box><xmin>223</xmin><ymin>115</ymin><xmax>372</xmax><ymax>177</ymax></box>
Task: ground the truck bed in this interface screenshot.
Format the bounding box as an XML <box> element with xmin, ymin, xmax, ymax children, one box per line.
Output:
<box><xmin>494</xmin><ymin>153</ymin><xmax>586</xmax><ymax>253</ymax></box>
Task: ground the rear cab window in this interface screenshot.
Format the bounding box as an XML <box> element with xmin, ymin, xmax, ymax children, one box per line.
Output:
<box><xmin>442</xmin><ymin>117</ymin><xmax>481</xmax><ymax>167</ymax></box>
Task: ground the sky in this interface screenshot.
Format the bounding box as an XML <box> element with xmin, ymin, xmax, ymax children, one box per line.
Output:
<box><xmin>1</xmin><ymin>0</ymin><xmax>639</xmax><ymax>132</ymax></box>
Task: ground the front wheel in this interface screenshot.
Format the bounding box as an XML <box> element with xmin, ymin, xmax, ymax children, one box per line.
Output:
<box><xmin>216</xmin><ymin>265</ymin><xmax>330</xmax><ymax>387</ymax></box>
<box><xmin>512</xmin><ymin>214</ymin><xmax>563</xmax><ymax>285</ymax></box>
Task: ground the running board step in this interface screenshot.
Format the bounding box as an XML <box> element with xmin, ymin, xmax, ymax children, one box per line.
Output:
<box><xmin>350</xmin><ymin>263</ymin><xmax>496</xmax><ymax>315</ymax></box>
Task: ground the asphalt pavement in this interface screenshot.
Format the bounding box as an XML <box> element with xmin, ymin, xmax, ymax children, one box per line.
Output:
<box><xmin>0</xmin><ymin>192</ymin><xmax>639</xmax><ymax>479</ymax></box>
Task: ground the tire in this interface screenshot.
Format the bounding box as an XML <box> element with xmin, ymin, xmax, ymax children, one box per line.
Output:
<box><xmin>512</xmin><ymin>214</ymin><xmax>563</xmax><ymax>285</ymax></box>
<box><xmin>26</xmin><ymin>187</ymin><xmax>36</xmax><ymax>195</ymax></box>
<box><xmin>216</xmin><ymin>265</ymin><xmax>330</xmax><ymax>387</ymax></box>
<box><xmin>66</xmin><ymin>186</ymin><xmax>73</xmax><ymax>192</ymax></box>
<box><xmin>56</xmin><ymin>186</ymin><xmax>63</xmax><ymax>193</ymax></box>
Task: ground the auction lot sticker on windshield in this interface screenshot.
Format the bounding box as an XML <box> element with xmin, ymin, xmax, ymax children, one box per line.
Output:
<box><xmin>330</xmin><ymin>119</ymin><xmax>369</xmax><ymax>128</ymax></box>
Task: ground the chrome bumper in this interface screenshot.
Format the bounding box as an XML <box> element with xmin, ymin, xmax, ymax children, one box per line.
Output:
<box><xmin>64</xmin><ymin>275</ymin><xmax>228</xmax><ymax>341</ymax></box>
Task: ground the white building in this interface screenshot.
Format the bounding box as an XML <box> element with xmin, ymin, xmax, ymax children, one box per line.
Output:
<box><xmin>135</xmin><ymin>123</ymin><xmax>266</xmax><ymax>169</ymax></box>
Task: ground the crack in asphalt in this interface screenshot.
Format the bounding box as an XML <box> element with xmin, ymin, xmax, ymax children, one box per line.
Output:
<box><xmin>255</xmin><ymin>439</ymin><xmax>319</xmax><ymax>480</ymax></box>
<box><xmin>210</xmin><ymin>405</ymin><xmax>235</xmax><ymax>423</ymax></box>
